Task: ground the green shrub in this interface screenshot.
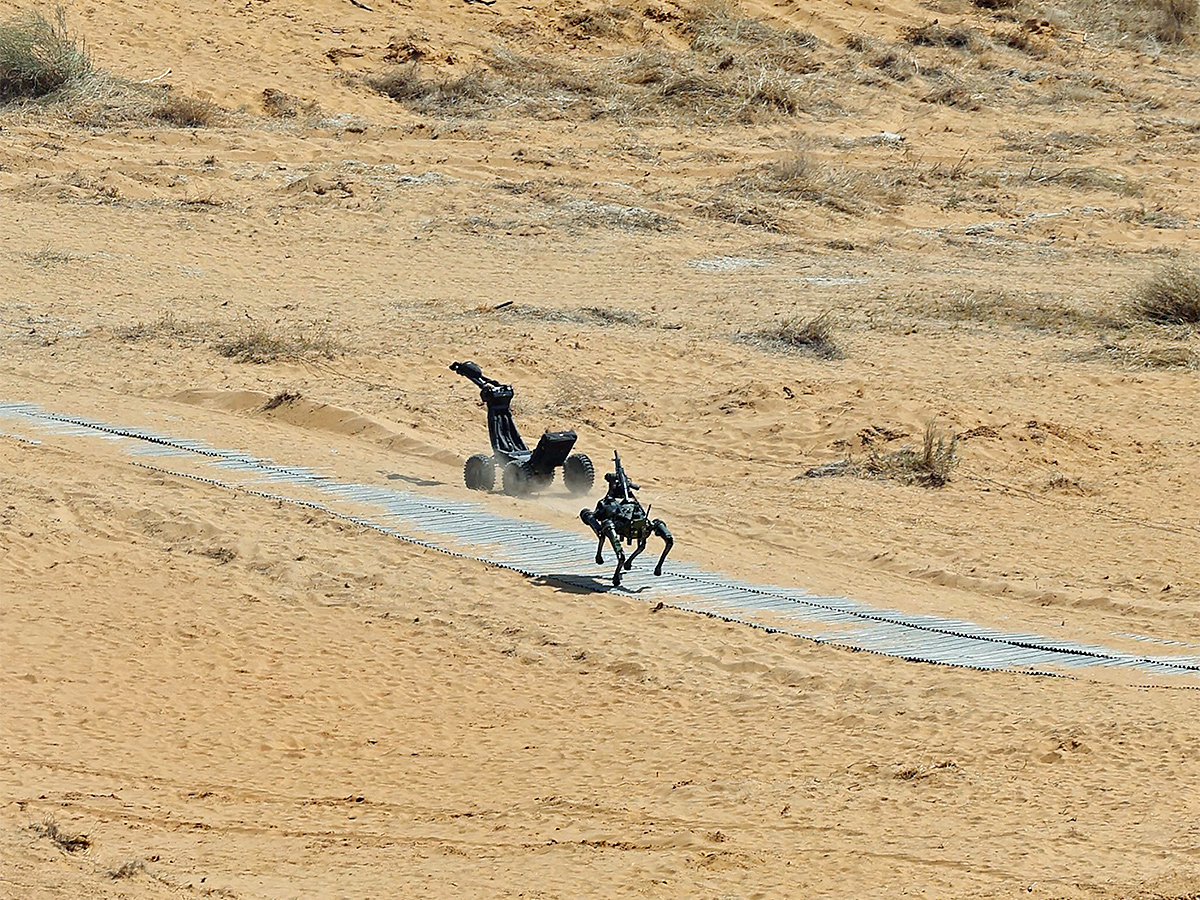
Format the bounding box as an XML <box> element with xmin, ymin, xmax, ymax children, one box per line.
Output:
<box><xmin>0</xmin><ymin>8</ymin><xmax>90</xmax><ymax>103</ymax></box>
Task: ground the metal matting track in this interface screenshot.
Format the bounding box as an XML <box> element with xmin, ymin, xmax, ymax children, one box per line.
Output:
<box><xmin>3</xmin><ymin>400</ymin><xmax>1199</xmax><ymax>681</ymax></box>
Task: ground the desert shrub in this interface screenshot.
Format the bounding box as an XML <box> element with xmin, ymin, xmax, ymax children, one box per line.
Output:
<box><xmin>0</xmin><ymin>7</ymin><xmax>91</xmax><ymax>102</ymax></box>
<box><xmin>366</xmin><ymin>63</ymin><xmax>499</xmax><ymax>111</ymax></box>
<box><xmin>213</xmin><ymin>326</ymin><xmax>340</xmax><ymax>363</ymax></box>
<box><xmin>856</xmin><ymin>421</ymin><xmax>959</xmax><ymax>486</ymax></box>
<box><xmin>802</xmin><ymin>421</ymin><xmax>960</xmax><ymax>487</ymax></box>
<box><xmin>1132</xmin><ymin>264</ymin><xmax>1200</xmax><ymax>324</ymax></box>
<box><xmin>685</xmin><ymin>1</ymin><xmax>820</xmax><ymax>73</ymax></box>
<box><xmin>749</xmin><ymin>311</ymin><xmax>843</xmax><ymax>358</ymax></box>
<box><xmin>152</xmin><ymin>91</ymin><xmax>224</xmax><ymax>127</ymax></box>
<box><xmin>902</xmin><ymin>21</ymin><xmax>985</xmax><ymax>50</ymax></box>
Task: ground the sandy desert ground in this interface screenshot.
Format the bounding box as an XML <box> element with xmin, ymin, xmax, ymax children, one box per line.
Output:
<box><xmin>2</xmin><ymin>0</ymin><xmax>1200</xmax><ymax>897</ymax></box>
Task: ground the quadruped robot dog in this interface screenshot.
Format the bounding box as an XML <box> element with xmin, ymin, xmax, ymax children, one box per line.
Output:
<box><xmin>580</xmin><ymin>451</ymin><xmax>673</xmax><ymax>588</ymax></box>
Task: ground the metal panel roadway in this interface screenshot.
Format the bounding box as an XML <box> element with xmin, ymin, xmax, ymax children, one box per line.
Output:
<box><xmin>3</xmin><ymin>400</ymin><xmax>1197</xmax><ymax>682</ymax></box>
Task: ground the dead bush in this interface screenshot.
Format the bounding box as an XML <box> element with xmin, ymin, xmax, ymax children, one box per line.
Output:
<box><xmin>152</xmin><ymin>91</ymin><xmax>224</xmax><ymax>127</ymax></box>
<box><xmin>366</xmin><ymin>63</ymin><xmax>499</xmax><ymax>111</ymax></box>
<box><xmin>902</xmin><ymin>21</ymin><xmax>986</xmax><ymax>50</ymax></box>
<box><xmin>213</xmin><ymin>326</ymin><xmax>341</xmax><ymax>364</ymax></box>
<box><xmin>746</xmin><ymin>311</ymin><xmax>843</xmax><ymax>359</ymax></box>
<box><xmin>802</xmin><ymin>421</ymin><xmax>960</xmax><ymax>487</ymax></box>
<box><xmin>1132</xmin><ymin>264</ymin><xmax>1200</xmax><ymax>324</ymax></box>
<box><xmin>29</xmin><ymin>818</ymin><xmax>90</xmax><ymax>853</ymax></box>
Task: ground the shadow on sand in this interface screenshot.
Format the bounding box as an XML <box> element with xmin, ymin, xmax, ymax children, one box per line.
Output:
<box><xmin>530</xmin><ymin>573</ymin><xmax>654</xmax><ymax>595</ymax></box>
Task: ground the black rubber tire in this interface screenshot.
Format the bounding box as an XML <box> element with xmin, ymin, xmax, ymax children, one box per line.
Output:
<box><xmin>464</xmin><ymin>453</ymin><xmax>495</xmax><ymax>492</ymax></box>
<box><xmin>563</xmin><ymin>452</ymin><xmax>595</xmax><ymax>495</ymax></box>
<box><xmin>502</xmin><ymin>460</ymin><xmax>530</xmax><ymax>497</ymax></box>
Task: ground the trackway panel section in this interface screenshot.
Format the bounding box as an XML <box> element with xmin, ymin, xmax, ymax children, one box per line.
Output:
<box><xmin>3</xmin><ymin>400</ymin><xmax>1197</xmax><ymax>682</ymax></box>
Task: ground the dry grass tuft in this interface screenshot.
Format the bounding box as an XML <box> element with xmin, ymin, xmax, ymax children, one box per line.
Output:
<box><xmin>0</xmin><ymin>7</ymin><xmax>90</xmax><ymax>102</ymax></box>
<box><xmin>29</xmin><ymin>818</ymin><xmax>90</xmax><ymax>853</ymax></box>
<box><xmin>24</xmin><ymin>246</ymin><xmax>76</xmax><ymax>266</ymax></box>
<box><xmin>263</xmin><ymin>390</ymin><xmax>302</xmax><ymax>410</ymax></box>
<box><xmin>902</xmin><ymin>21</ymin><xmax>986</xmax><ymax>51</ymax></box>
<box><xmin>803</xmin><ymin>421</ymin><xmax>960</xmax><ymax>487</ymax></box>
<box><xmin>152</xmin><ymin>91</ymin><xmax>225</xmax><ymax>127</ymax></box>
<box><xmin>365</xmin><ymin>63</ymin><xmax>498</xmax><ymax>111</ymax></box>
<box><xmin>108</xmin><ymin>858</ymin><xmax>146</xmax><ymax>879</ymax></box>
<box><xmin>1132</xmin><ymin>264</ymin><xmax>1200</xmax><ymax>324</ymax></box>
<box><xmin>213</xmin><ymin>326</ymin><xmax>341</xmax><ymax>364</ymax></box>
<box><xmin>746</xmin><ymin>311</ymin><xmax>843</xmax><ymax>359</ymax></box>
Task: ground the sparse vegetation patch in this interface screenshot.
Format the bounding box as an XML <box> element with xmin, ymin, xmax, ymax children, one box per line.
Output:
<box><xmin>0</xmin><ymin>8</ymin><xmax>228</xmax><ymax>126</ymax></box>
<box><xmin>743</xmin><ymin>311</ymin><xmax>843</xmax><ymax>359</ymax></box>
<box><xmin>29</xmin><ymin>818</ymin><xmax>90</xmax><ymax>853</ymax></box>
<box><xmin>213</xmin><ymin>326</ymin><xmax>341</xmax><ymax>364</ymax></box>
<box><xmin>367</xmin><ymin>6</ymin><xmax>824</xmax><ymax>126</ymax></box>
<box><xmin>108</xmin><ymin>858</ymin><xmax>146</xmax><ymax>879</ymax></box>
<box><xmin>803</xmin><ymin>421</ymin><xmax>960</xmax><ymax>487</ymax></box>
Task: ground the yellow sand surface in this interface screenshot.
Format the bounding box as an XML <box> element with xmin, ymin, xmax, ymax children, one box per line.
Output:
<box><xmin>2</xmin><ymin>0</ymin><xmax>1199</xmax><ymax>896</ymax></box>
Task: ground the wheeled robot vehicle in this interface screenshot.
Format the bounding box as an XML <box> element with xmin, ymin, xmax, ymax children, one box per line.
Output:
<box><xmin>450</xmin><ymin>361</ymin><xmax>595</xmax><ymax>497</ymax></box>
